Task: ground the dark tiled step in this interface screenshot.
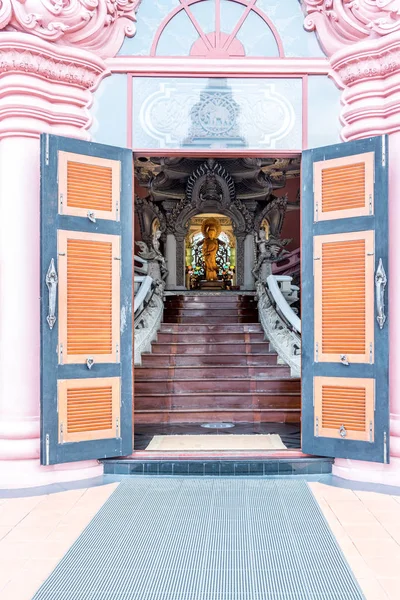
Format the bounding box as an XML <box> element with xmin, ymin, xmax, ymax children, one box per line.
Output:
<box><xmin>102</xmin><ymin>457</ymin><xmax>333</xmax><ymax>477</ymax></box>
<box><xmin>135</xmin><ymin>365</ymin><xmax>291</xmax><ymax>380</ymax></box>
<box><xmin>140</xmin><ymin>353</ymin><xmax>279</xmax><ymax>367</ymax></box>
<box><xmin>135</xmin><ymin>378</ymin><xmax>300</xmax><ymax>394</ymax></box>
<box><xmin>151</xmin><ymin>342</ymin><xmax>272</xmax><ymax>355</ymax></box>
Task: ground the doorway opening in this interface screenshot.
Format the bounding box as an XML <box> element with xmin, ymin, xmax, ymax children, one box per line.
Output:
<box><xmin>133</xmin><ymin>154</ymin><xmax>301</xmax><ymax>454</ymax></box>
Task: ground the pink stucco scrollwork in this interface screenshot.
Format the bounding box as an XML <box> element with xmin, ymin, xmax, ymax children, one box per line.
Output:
<box><xmin>0</xmin><ymin>0</ymin><xmax>140</xmax><ymax>59</ymax></box>
<box><xmin>303</xmin><ymin>0</ymin><xmax>400</xmax><ymax>56</ymax></box>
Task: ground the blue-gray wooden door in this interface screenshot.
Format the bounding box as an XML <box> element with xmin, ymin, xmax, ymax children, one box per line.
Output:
<box><xmin>40</xmin><ymin>134</ymin><xmax>133</xmax><ymax>465</ymax></box>
<box><xmin>302</xmin><ymin>135</ymin><xmax>389</xmax><ymax>463</ymax></box>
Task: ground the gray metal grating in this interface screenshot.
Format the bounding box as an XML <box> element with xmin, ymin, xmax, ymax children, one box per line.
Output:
<box><xmin>32</xmin><ymin>478</ymin><xmax>365</xmax><ymax>600</ymax></box>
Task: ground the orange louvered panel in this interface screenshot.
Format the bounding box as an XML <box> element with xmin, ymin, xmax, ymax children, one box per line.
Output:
<box><xmin>321</xmin><ymin>385</ymin><xmax>366</xmax><ymax>432</ymax></box>
<box><xmin>314</xmin><ymin>377</ymin><xmax>374</xmax><ymax>441</ymax></box>
<box><xmin>58</xmin><ymin>378</ymin><xmax>120</xmax><ymax>443</ymax></box>
<box><xmin>322</xmin><ymin>239</ymin><xmax>365</xmax><ymax>354</ymax></box>
<box><xmin>67</xmin><ymin>162</ymin><xmax>113</xmax><ymax>212</ymax></box>
<box><xmin>58</xmin><ymin>151</ymin><xmax>120</xmax><ymax>220</ymax></box>
<box><xmin>58</xmin><ymin>230</ymin><xmax>120</xmax><ymax>364</ymax></box>
<box><xmin>67</xmin><ymin>386</ymin><xmax>113</xmax><ymax>433</ymax></box>
<box><xmin>314</xmin><ymin>231</ymin><xmax>374</xmax><ymax>363</ymax></box>
<box><xmin>314</xmin><ymin>152</ymin><xmax>374</xmax><ymax>221</ymax></box>
<box><xmin>67</xmin><ymin>239</ymin><xmax>113</xmax><ymax>356</ymax></box>
<box><xmin>321</xmin><ymin>162</ymin><xmax>365</xmax><ymax>213</ymax></box>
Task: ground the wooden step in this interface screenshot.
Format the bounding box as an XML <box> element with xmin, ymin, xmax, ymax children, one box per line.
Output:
<box><xmin>159</xmin><ymin>323</ymin><xmax>263</xmax><ymax>333</ymax></box>
<box><xmin>164</xmin><ymin>301</ymin><xmax>258</xmax><ymax>310</ymax></box>
<box><xmin>134</xmin><ymin>409</ymin><xmax>301</xmax><ymax>425</ymax></box>
<box><xmin>135</xmin><ymin>392</ymin><xmax>301</xmax><ymax>411</ymax></box>
<box><xmin>135</xmin><ymin>377</ymin><xmax>299</xmax><ymax>395</ymax></box>
<box><xmin>151</xmin><ymin>342</ymin><xmax>272</xmax><ymax>354</ymax></box>
<box><xmin>135</xmin><ymin>365</ymin><xmax>291</xmax><ymax>380</ymax></box>
<box><xmin>165</xmin><ymin>295</ymin><xmax>256</xmax><ymax>304</ymax></box>
<box><xmin>140</xmin><ymin>353</ymin><xmax>279</xmax><ymax>367</ymax></box>
<box><xmin>156</xmin><ymin>332</ymin><xmax>265</xmax><ymax>343</ymax></box>
<box><xmin>163</xmin><ymin>308</ymin><xmax>258</xmax><ymax>317</ymax></box>
<box><xmin>163</xmin><ymin>316</ymin><xmax>260</xmax><ymax>324</ymax></box>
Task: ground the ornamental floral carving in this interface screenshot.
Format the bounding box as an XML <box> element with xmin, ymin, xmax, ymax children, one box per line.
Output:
<box><xmin>303</xmin><ymin>0</ymin><xmax>400</xmax><ymax>56</ymax></box>
<box><xmin>0</xmin><ymin>0</ymin><xmax>139</xmax><ymax>58</ymax></box>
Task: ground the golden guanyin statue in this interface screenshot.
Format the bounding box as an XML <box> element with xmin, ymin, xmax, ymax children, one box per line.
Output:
<box><xmin>201</xmin><ymin>217</ymin><xmax>221</xmax><ymax>281</ymax></box>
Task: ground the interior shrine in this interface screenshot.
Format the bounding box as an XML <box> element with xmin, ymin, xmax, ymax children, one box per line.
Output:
<box><xmin>132</xmin><ymin>154</ymin><xmax>302</xmax><ymax>451</ymax></box>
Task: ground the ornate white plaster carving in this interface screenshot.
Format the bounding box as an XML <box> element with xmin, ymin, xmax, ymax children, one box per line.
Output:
<box><xmin>303</xmin><ymin>0</ymin><xmax>400</xmax><ymax>56</ymax></box>
<box><xmin>256</xmin><ymin>281</ymin><xmax>301</xmax><ymax>377</ymax></box>
<box><xmin>0</xmin><ymin>0</ymin><xmax>139</xmax><ymax>59</ymax></box>
<box><xmin>134</xmin><ymin>281</ymin><xmax>164</xmax><ymax>365</ymax></box>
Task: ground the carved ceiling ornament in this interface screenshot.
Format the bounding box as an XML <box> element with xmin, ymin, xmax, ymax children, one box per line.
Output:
<box><xmin>0</xmin><ymin>0</ymin><xmax>139</xmax><ymax>58</ymax></box>
<box><xmin>302</xmin><ymin>0</ymin><xmax>400</xmax><ymax>56</ymax></box>
<box><xmin>165</xmin><ymin>159</ymin><xmax>253</xmax><ymax>237</ymax></box>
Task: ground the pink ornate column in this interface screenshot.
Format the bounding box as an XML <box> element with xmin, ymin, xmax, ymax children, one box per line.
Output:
<box><xmin>304</xmin><ymin>0</ymin><xmax>400</xmax><ymax>485</ymax></box>
<box><xmin>0</xmin><ymin>1</ymin><xmax>138</xmax><ymax>488</ymax></box>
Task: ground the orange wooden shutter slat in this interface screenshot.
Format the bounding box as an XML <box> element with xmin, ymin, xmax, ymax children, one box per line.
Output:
<box><xmin>67</xmin><ymin>239</ymin><xmax>113</xmax><ymax>356</ymax></box>
<box><xmin>314</xmin><ymin>153</ymin><xmax>374</xmax><ymax>221</ymax></box>
<box><xmin>58</xmin><ymin>378</ymin><xmax>120</xmax><ymax>443</ymax></box>
<box><xmin>314</xmin><ymin>231</ymin><xmax>374</xmax><ymax>364</ymax></box>
<box><xmin>314</xmin><ymin>377</ymin><xmax>374</xmax><ymax>442</ymax></box>
<box><xmin>67</xmin><ymin>161</ymin><xmax>113</xmax><ymax>212</ymax></box>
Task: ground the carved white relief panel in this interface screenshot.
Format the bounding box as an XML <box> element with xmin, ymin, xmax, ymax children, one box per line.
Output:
<box><xmin>132</xmin><ymin>77</ymin><xmax>302</xmax><ymax>150</ymax></box>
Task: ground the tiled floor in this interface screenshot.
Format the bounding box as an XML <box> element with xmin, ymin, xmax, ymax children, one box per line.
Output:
<box><xmin>0</xmin><ymin>483</ymin><xmax>118</xmax><ymax>600</ymax></box>
<box><xmin>310</xmin><ymin>482</ymin><xmax>400</xmax><ymax>599</ymax></box>
<box><xmin>1</xmin><ymin>477</ymin><xmax>400</xmax><ymax>599</ymax></box>
<box><xmin>134</xmin><ymin>422</ymin><xmax>301</xmax><ymax>450</ymax></box>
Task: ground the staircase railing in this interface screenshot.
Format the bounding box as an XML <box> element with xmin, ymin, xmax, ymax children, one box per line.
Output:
<box><xmin>256</xmin><ymin>275</ymin><xmax>301</xmax><ymax>377</ymax></box>
<box><xmin>134</xmin><ymin>260</ymin><xmax>165</xmax><ymax>366</ymax></box>
<box><xmin>272</xmin><ymin>247</ymin><xmax>300</xmax><ymax>276</ymax></box>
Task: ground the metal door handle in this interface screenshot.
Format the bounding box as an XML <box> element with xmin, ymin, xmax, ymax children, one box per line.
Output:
<box><xmin>87</xmin><ymin>210</ymin><xmax>96</xmax><ymax>223</ymax></box>
<box><xmin>46</xmin><ymin>258</ymin><xmax>58</xmax><ymax>330</ymax></box>
<box><xmin>375</xmin><ymin>258</ymin><xmax>387</xmax><ymax>329</ymax></box>
<box><xmin>340</xmin><ymin>354</ymin><xmax>349</xmax><ymax>366</ymax></box>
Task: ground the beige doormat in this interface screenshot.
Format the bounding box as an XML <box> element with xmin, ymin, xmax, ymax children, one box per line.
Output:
<box><xmin>146</xmin><ymin>434</ymin><xmax>287</xmax><ymax>452</ymax></box>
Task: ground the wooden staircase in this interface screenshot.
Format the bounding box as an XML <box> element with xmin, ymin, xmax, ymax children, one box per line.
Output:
<box><xmin>134</xmin><ymin>294</ymin><xmax>301</xmax><ymax>425</ymax></box>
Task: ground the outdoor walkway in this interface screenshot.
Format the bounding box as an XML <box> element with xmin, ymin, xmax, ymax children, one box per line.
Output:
<box><xmin>0</xmin><ymin>477</ymin><xmax>398</xmax><ymax>599</ymax></box>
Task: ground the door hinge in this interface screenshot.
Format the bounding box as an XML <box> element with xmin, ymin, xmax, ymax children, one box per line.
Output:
<box><xmin>315</xmin><ymin>416</ymin><xmax>319</xmax><ymax>437</ymax></box>
<box><xmin>60</xmin><ymin>422</ymin><xmax>64</xmax><ymax>444</ymax></box>
<box><xmin>116</xmin><ymin>417</ymin><xmax>120</xmax><ymax>439</ymax></box>
<box><xmin>45</xmin><ymin>134</ymin><xmax>50</xmax><ymax>166</ymax></box>
<box><xmin>59</xmin><ymin>343</ymin><xmax>64</xmax><ymax>365</ymax></box>
<box><xmin>315</xmin><ymin>342</ymin><xmax>319</xmax><ymax>363</ymax></box>
<box><xmin>382</xmin><ymin>136</ymin><xmax>386</xmax><ymax>167</ymax></box>
<box><xmin>315</xmin><ymin>202</ymin><xmax>318</xmax><ymax>223</ymax></box>
<box><xmin>116</xmin><ymin>199</ymin><xmax>120</xmax><ymax>222</ymax></box>
<box><xmin>116</xmin><ymin>343</ymin><xmax>120</xmax><ymax>362</ymax></box>
<box><xmin>59</xmin><ymin>193</ymin><xmax>64</xmax><ymax>214</ymax></box>
<box><xmin>384</xmin><ymin>431</ymin><xmax>388</xmax><ymax>463</ymax></box>
<box><xmin>369</xmin><ymin>421</ymin><xmax>373</xmax><ymax>443</ymax></box>
<box><xmin>369</xmin><ymin>343</ymin><xmax>373</xmax><ymax>365</ymax></box>
<box><xmin>45</xmin><ymin>433</ymin><xmax>50</xmax><ymax>465</ymax></box>
<box><xmin>369</xmin><ymin>194</ymin><xmax>373</xmax><ymax>215</ymax></box>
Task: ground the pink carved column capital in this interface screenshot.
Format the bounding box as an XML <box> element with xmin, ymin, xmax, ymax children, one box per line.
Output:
<box><xmin>0</xmin><ymin>3</ymin><xmax>139</xmax><ymax>487</ymax></box>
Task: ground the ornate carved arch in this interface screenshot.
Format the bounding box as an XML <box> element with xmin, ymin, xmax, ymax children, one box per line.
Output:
<box><xmin>254</xmin><ymin>195</ymin><xmax>288</xmax><ymax>238</ymax></box>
